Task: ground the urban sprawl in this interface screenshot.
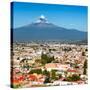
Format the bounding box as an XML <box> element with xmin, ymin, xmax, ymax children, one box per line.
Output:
<box><xmin>11</xmin><ymin>41</ymin><xmax>88</xmax><ymax>88</ymax></box>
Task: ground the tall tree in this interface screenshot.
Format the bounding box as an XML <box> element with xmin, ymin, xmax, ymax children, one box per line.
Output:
<box><xmin>83</xmin><ymin>60</ymin><xmax>87</xmax><ymax>75</ymax></box>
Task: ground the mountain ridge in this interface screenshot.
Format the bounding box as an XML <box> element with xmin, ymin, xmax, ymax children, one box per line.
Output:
<box><xmin>12</xmin><ymin>15</ymin><xmax>87</xmax><ymax>42</ymax></box>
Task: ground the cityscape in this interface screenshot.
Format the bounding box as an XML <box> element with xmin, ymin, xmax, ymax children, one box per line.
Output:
<box><xmin>11</xmin><ymin>41</ymin><xmax>88</xmax><ymax>88</ymax></box>
<box><xmin>11</xmin><ymin>2</ymin><xmax>88</xmax><ymax>88</ymax></box>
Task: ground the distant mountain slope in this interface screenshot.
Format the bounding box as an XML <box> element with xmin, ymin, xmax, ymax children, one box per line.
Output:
<box><xmin>12</xmin><ymin>15</ymin><xmax>87</xmax><ymax>42</ymax></box>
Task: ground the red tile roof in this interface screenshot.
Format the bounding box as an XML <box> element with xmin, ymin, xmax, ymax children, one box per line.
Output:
<box><xmin>67</xmin><ymin>69</ymin><xmax>77</xmax><ymax>72</ymax></box>
<box><xmin>28</xmin><ymin>74</ymin><xmax>37</xmax><ymax>81</ymax></box>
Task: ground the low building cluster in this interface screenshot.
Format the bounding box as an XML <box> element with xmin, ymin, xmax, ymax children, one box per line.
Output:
<box><xmin>11</xmin><ymin>42</ymin><xmax>88</xmax><ymax>88</ymax></box>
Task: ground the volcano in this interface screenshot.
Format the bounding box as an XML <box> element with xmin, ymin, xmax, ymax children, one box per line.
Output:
<box><xmin>12</xmin><ymin>15</ymin><xmax>87</xmax><ymax>42</ymax></box>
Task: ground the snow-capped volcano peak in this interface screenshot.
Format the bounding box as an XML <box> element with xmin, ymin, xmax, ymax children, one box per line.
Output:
<box><xmin>35</xmin><ymin>15</ymin><xmax>48</xmax><ymax>23</ymax></box>
<box><xmin>40</xmin><ymin>14</ymin><xmax>46</xmax><ymax>19</ymax></box>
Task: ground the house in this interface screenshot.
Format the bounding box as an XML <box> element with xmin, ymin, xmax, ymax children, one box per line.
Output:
<box><xmin>45</xmin><ymin>63</ymin><xmax>70</xmax><ymax>71</ymax></box>
<box><xmin>28</xmin><ymin>74</ymin><xmax>45</xmax><ymax>85</ymax></box>
<box><xmin>28</xmin><ymin>74</ymin><xmax>37</xmax><ymax>81</ymax></box>
<box><xmin>67</xmin><ymin>69</ymin><xmax>78</xmax><ymax>77</ymax></box>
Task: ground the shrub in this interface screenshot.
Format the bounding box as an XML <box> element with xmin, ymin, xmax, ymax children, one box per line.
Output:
<box><xmin>29</xmin><ymin>69</ymin><xmax>42</xmax><ymax>74</ymax></box>
<box><xmin>67</xmin><ymin>74</ymin><xmax>80</xmax><ymax>81</ymax></box>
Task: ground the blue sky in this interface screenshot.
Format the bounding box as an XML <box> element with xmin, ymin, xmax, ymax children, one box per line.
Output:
<box><xmin>11</xmin><ymin>2</ymin><xmax>88</xmax><ymax>32</ymax></box>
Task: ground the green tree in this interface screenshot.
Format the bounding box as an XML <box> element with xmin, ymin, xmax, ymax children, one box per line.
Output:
<box><xmin>82</xmin><ymin>52</ymin><xmax>85</xmax><ymax>56</ymax></box>
<box><xmin>51</xmin><ymin>70</ymin><xmax>58</xmax><ymax>80</ymax></box>
<box><xmin>44</xmin><ymin>76</ymin><xmax>51</xmax><ymax>84</ymax></box>
<box><xmin>83</xmin><ymin>60</ymin><xmax>87</xmax><ymax>68</ymax></box>
<box><xmin>83</xmin><ymin>60</ymin><xmax>87</xmax><ymax>75</ymax></box>
<box><xmin>41</xmin><ymin>53</ymin><xmax>55</xmax><ymax>64</ymax></box>
<box><xmin>42</xmin><ymin>69</ymin><xmax>50</xmax><ymax>76</ymax></box>
<box><xmin>58</xmin><ymin>74</ymin><xmax>62</xmax><ymax>79</ymax></box>
<box><xmin>35</xmin><ymin>59</ymin><xmax>41</xmax><ymax>63</ymax></box>
<box><xmin>29</xmin><ymin>69</ymin><xmax>42</xmax><ymax>74</ymax></box>
<box><xmin>67</xmin><ymin>74</ymin><xmax>80</xmax><ymax>81</ymax></box>
<box><xmin>83</xmin><ymin>68</ymin><xmax>86</xmax><ymax>75</ymax></box>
